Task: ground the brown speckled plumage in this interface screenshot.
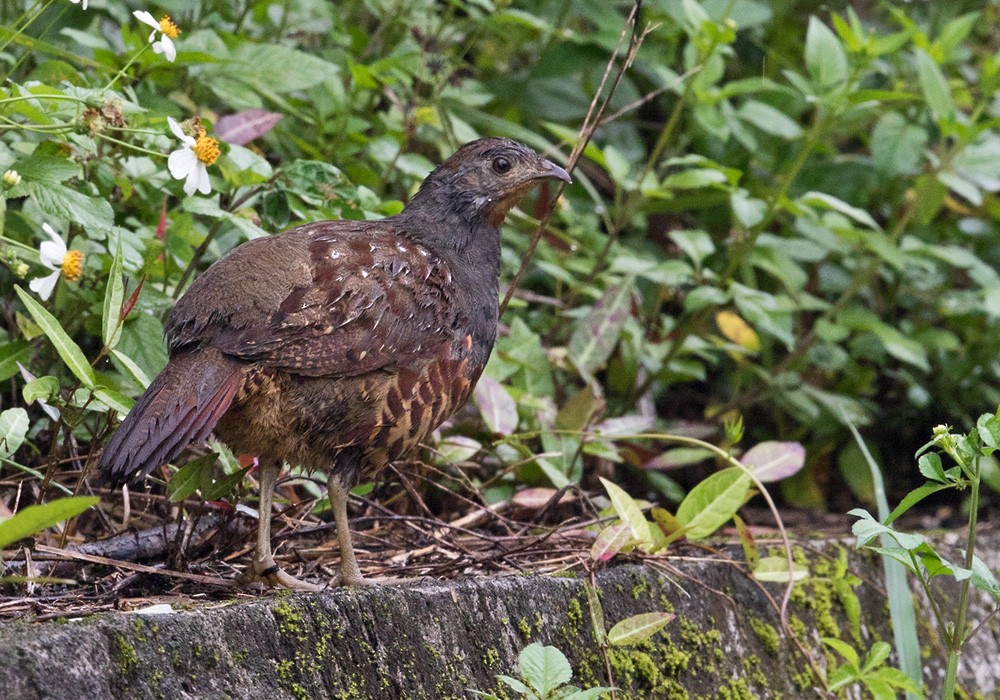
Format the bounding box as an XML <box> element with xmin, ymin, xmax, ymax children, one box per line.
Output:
<box><xmin>97</xmin><ymin>138</ymin><xmax>570</xmax><ymax>588</ymax></box>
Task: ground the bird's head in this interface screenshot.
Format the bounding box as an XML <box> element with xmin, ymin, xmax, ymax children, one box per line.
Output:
<box><xmin>405</xmin><ymin>137</ymin><xmax>571</xmax><ymax>233</ymax></box>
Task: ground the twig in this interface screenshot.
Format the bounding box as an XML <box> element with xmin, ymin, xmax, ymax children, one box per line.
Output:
<box><xmin>498</xmin><ymin>0</ymin><xmax>651</xmax><ymax>318</ymax></box>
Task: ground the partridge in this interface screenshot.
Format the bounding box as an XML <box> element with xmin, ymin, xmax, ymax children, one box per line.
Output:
<box><xmin>98</xmin><ymin>138</ymin><xmax>570</xmax><ymax>589</ymax></box>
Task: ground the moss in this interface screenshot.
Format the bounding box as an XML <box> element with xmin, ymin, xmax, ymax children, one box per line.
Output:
<box><xmin>111</xmin><ymin>633</ymin><xmax>138</xmax><ymax>674</ymax></box>
<box><xmin>747</xmin><ymin>616</ymin><xmax>781</xmax><ymax>656</ymax></box>
<box><xmin>631</xmin><ymin>578</ymin><xmax>651</xmax><ymax>600</ymax></box>
<box><xmin>566</xmin><ymin>598</ymin><xmax>583</xmax><ymax>629</ymax></box>
<box><xmin>714</xmin><ymin>678</ymin><xmax>758</xmax><ymax>700</ymax></box>
<box><xmin>517</xmin><ymin>617</ymin><xmax>532</xmax><ymax>638</ymax></box>
<box><xmin>273</xmin><ymin>598</ymin><xmax>308</xmax><ymax>643</ymax></box>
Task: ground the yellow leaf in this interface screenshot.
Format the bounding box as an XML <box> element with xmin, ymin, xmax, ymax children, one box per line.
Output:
<box><xmin>715</xmin><ymin>310</ymin><xmax>761</xmax><ymax>352</ymax></box>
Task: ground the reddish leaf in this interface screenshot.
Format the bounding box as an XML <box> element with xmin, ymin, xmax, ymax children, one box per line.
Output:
<box><xmin>120</xmin><ymin>275</ymin><xmax>146</xmax><ymax>321</ymax></box>
<box><xmin>155</xmin><ymin>197</ymin><xmax>168</xmax><ymax>240</ymax></box>
<box><xmin>591</xmin><ymin>522</ymin><xmax>631</xmax><ymax>562</ymax></box>
<box><xmin>473</xmin><ymin>376</ymin><xmax>518</xmax><ymax>436</ymax></box>
<box><xmin>742</xmin><ymin>441</ymin><xmax>806</xmax><ymax>482</ymax></box>
<box><xmin>215</xmin><ymin>109</ymin><xmax>283</xmax><ymax>145</ymax></box>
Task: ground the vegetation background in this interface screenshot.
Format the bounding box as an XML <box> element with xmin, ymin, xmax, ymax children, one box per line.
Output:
<box><xmin>1</xmin><ymin>0</ymin><xmax>999</xmax><ymax>539</ymax></box>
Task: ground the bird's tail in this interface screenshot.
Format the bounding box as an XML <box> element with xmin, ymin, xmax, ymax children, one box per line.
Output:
<box><xmin>97</xmin><ymin>348</ymin><xmax>244</xmax><ymax>486</ymax></box>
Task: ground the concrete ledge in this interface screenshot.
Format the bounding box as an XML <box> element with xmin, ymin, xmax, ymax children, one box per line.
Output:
<box><xmin>1</xmin><ymin>544</ymin><xmax>997</xmax><ymax>699</ymax></box>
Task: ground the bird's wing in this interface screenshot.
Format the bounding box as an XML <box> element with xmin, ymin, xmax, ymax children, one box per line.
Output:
<box><xmin>166</xmin><ymin>221</ymin><xmax>459</xmax><ymax>378</ymax></box>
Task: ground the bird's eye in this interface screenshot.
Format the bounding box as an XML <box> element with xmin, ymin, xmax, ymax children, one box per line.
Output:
<box><xmin>492</xmin><ymin>157</ymin><xmax>511</xmax><ymax>174</ymax></box>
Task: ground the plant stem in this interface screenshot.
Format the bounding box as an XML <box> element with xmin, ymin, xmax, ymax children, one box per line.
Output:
<box><xmin>941</xmin><ymin>455</ymin><xmax>981</xmax><ymax>700</ymax></box>
<box><xmin>102</xmin><ymin>44</ymin><xmax>151</xmax><ymax>93</ymax></box>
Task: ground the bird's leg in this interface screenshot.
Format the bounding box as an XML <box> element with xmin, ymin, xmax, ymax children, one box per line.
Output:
<box><xmin>327</xmin><ymin>474</ymin><xmax>370</xmax><ymax>587</ymax></box>
<box><xmin>241</xmin><ymin>461</ymin><xmax>322</xmax><ymax>592</ymax></box>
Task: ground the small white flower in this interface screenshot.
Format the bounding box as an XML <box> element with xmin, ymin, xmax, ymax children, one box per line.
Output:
<box><xmin>69</xmin><ymin>0</ymin><xmax>88</xmax><ymax>9</ymax></box>
<box><xmin>28</xmin><ymin>223</ymin><xmax>84</xmax><ymax>301</ymax></box>
<box><xmin>2</xmin><ymin>169</ymin><xmax>21</xmax><ymax>187</ymax></box>
<box><xmin>167</xmin><ymin>117</ymin><xmax>218</xmax><ymax>196</ymax></box>
<box><xmin>133</xmin><ymin>11</ymin><xmax>181</xmax><ymax>62</ymax></box>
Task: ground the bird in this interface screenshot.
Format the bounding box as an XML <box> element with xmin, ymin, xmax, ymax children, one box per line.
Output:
<box><xmin>97</xmin><ymin>137</ymin><xmax>571</xmax><ymax>590</ymax></box>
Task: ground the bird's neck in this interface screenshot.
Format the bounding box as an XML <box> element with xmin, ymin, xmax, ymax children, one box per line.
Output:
<box><xmin>394</xmin><ymin>203</ymin><xmax>501</xmax><ymax>367</ymax></box>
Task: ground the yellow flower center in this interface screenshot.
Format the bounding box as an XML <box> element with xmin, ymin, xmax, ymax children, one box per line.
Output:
<box><xmin>159</xmin><ymin>16</ymin><xmax>181</xmax><ymax>39</ymax></box>
<box><xmin>61</xmin><ymin>250</ymin><xmax>84</xmax><ymax>282</ymax></box>
<box><xmin>194</xmin><ymin>134</ymin><xmax>220</xmax><ymax>166</ymax></box>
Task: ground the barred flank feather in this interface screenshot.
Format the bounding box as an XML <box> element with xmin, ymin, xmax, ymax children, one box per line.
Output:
<box><xmin>97</xmin><ymin>348</ymin><xmax>243</xmax><ymax>486</ymax></box>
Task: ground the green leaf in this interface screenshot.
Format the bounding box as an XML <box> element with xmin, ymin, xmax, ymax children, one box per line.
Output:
<box><xmin>0</xmin><ymin>408</ymin><xmax>29</xmax><ymax>459</ymax></box>
<box><xmin>0</xmin><ymin>496</ymin><xmax>99</xmax><ymax>549</ymax></box>
<box><xmin>661</xmin><ymin>168</ymin><xmax>728</xmax><ymax>190</ymax></box>
<box><xmin>518</xmin><ymin>643</ymin><xmax>572</xmax><ymax>696</ymax></box>
<box><xmin>675</xmin><ymin>467</ymin><xmax>752</xmax><ymax>540</ymax></box>
<box><xmin>167</xmin><ymin>454</ymin><xmax>218</xmax><ymax>503</ymax></box>
<box><xmin>22</xmin><ymin>375</ymin><xmax>59</xmax><ymax>405</ymax></box>
<box><xmin>15</xmin><ymin>286</ymin><xmax>96</xmax><ymax>388</ymax></box>
<box><xmin>917</xmin><ymin>453</ymin><xmax>947</xmax><ymax>483</ymax></box>
<box><xmin>738</xmin><ymin>100</ymin><xmax>803</xmax><ymax>139</ymax></box>
<box><xmin>870</xmin><ymin>113</ymin><xmax>928</xmax><ymax>176</ymax></box>
<box><xmin>799</xmin><ymin>191</ymin><xmax>881</xmax><ymax>231</ymax></box>
<box><xmin>110</xmin><ymin>348</ymin><xmax>152</xmax><ymax>390</ymax></box>
<box><xmin>218</xmin><ymin>44</ymin><xmax>341</xmax><ymax>95</ymax></box>
<box><xmin>885</xmin><ymin>483</ymin><xmax>952</xmax><ymax>525</ymax></box>
<box><xmin>862</xmin><ymin>641</ymin><xmax>892</xmax><ymax>673</ymax></box>
<box><xmin>821</xmin><ymin>636</ymin><xmax>861</xmax><ymax>667</ymax></box>
<box><xmin>30</xmin><ymin>181</ymin><xmax>113</xmax><ymax>231</ymax></box>
<box><xmin>753</xmin><ymin>555</ymin><xmax>809</xmax><ymax>582</ymax></box>
<box><xmin>805</xmin><ymin>17</ymin><xmax>849</xmax><ymax>91</ymax></box>
<box><xmin>0</xmin><ymin>341</ymin><xmax>33</xmax><ymax>382</ymax></box>
<box><xmin>600</xmin><ymin>478</ymin><xmax>653</xmax><ymax>544</ymax></box>
<box><xmin>915</xmin><ymin>48</ymin><xmax>954</xmax><ymax>124</ymax></box>
<box><xmin>978</xmin><ymin>412</ymin><xmax>1000</xmax><ymax>450</ymax></box>
<box><xmin>102</xmin><ymin>239</ymin><xmax>124</xmax><ymax>349</ymax></box>
<box><xmin>607</xmin><ymin>612</ymin><xmax>674</xmax><ymax>646</ymax></box>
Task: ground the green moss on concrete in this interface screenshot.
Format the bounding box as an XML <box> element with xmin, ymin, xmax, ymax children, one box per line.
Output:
<box><xmin>748</xmin><ymin>616</ymin><xmax>781</xmax><ymax>656</ymax></box>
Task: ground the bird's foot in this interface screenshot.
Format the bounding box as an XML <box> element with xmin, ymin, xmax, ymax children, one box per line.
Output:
<box><xmin>238</xmin><ymin>562</ymin><xmax>324</xmax><ymax>592</ymax></box>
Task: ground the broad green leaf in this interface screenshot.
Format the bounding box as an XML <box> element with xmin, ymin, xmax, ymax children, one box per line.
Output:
<box><xmin>600</xmin><ymin>478</ymin><xmax>653</xmax><ymax>544</ymax></box>
<box><xmin>15</xmin><ymin>286</ymin><xmax>96</xmax><ymax>388</ymax></box>
<box><xmin>661</xmin><ymin>168</ymin><xmax>728</xmax><ymax>190</ymax></box>
<box><xmin>739</xmin><ymin>100</ymin><xmax>802</xmax><ymax>139</ymax></box>
<box><xmin>0</xmin><ymin>496</ymin><xmax>99</xmax><ymax>549</ymax></box>
<box><xmin>22</xmin><ymin>376</ymin><xmax>59</xmax><ymax>404</ymax></box>
<box><xmin>0</xmin><ymin>408</ymin><xmax>29</xmax><ymax>459</ymax></box>
<box><xmin>915</xmin><ymin>48</ymin><xmax>954</xmax><ymax>124</ymax></box>
<box><xmin>675</xmin><ymin>468</ymin><xmax>752</xmax><ymax>539</ymax></box>
<box><xmin>799</xmin><ymin>191</ymin><xmax>881</xmax><ymax>231</ymax></box>
<box><xmin>978</xmin><ymin>411</ymin><xmax>1000</xmax><ymax>450</ymax></box>
<box><xmin>518</xmin><ymin>643</ymin><xmax>572</xmax><ymax>696</ymax></box>
<box><xmin>753</xmin><ymin>555</ymin><xmax>809</xmax><ymax>582</ymax></box>
<box><xmin>110</xmin><ymin>349</ymin><xmax>152</xmax><ymax>390</ymax></box>
<box><xmin>93</xmin><ymin>386</ymin><xmax>134</xmax><ymax>414</ymax></box>
<box><xmin>31</xmin><ymin>181</ymin><xmax>114</xmax><ymax>231</ymax></box>
<box><xmin>102</xmin><ymin>239</ymin><xmax>124</xmax><ymax>349</ymax></box>
<box><xmin>917</xmin><ymin>453</ymin><xmax>947</xmax><ymax>483</ymax></box>
<box><xmin>822</xmin><ymin>636</ymin><xmax>861</xmax><ymax>667</ymax></box>
<box><xmin>885</xmin><ymin>483</ymin><xmax>952</xmax><ymax>525</ymax></box>
<box><xmin>670</xmin><ymin>230</ymin><xmax>715</xmax><ymax>268</ymax></box>
<box><xmin>805</xmin><ymin>17</ymin><xmax>849</xmax><ymax>91</ymax></box>
<box><xmin>0</xmin><ymin>341</ymin><xmax>33</xmax><ymax>382</ymax></box>
<box><xmin>870</xmin><ymin>113</ymin><xmax>928</xmax><ymax>176</ymax></box>
<box><xmin>167</xmin><ymin>454</ymin><xmax>218</xmax><ymax>503</ymax></box>
<box><xmin>607</xmin><ymin>612</ymin><xmax>674</xmax><ymax>646</ymax></box>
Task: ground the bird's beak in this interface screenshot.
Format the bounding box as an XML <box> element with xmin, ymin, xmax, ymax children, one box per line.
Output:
<box><xmin>536</xmin><ymin>159</ymin><xmax>572</xmax><ymax>184</ymax></box>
